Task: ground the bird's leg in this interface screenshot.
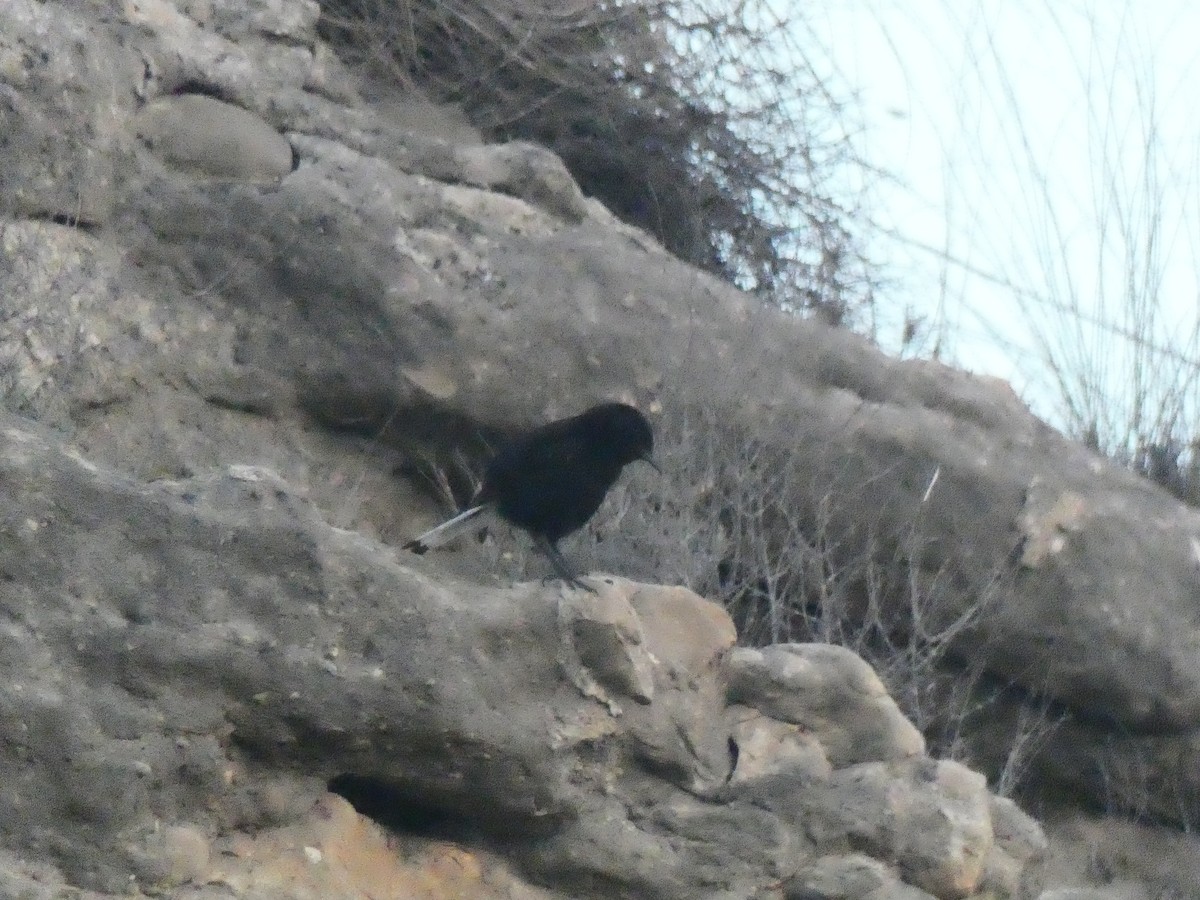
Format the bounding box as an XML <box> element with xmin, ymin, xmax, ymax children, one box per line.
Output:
<box><xmin>535</xmin><ymin>536</ymin><xmax>596</xmax><ymax>594</ymax></box>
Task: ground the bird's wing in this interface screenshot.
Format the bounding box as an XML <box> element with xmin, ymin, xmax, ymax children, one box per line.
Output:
<box><xmin>402</xmin><ymin>504</ymin><xmax>494</xmax><ymax>553</ymax></box>
<box><xmin>483</xmin><ymin>421</ymin><xmax>594</xmax><ymax>493</ymax></box>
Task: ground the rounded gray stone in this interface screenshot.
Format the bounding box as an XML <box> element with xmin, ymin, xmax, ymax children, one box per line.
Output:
<box><xmin>135</xmin><ymin>94</ymin><xmax>293</xmax><ymax>182</ymax></box>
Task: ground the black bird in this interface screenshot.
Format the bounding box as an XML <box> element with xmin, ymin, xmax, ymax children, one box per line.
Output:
<box><xmin>403</xmin><ymin>402</ymin><xmax>657</xmax><ymax>590</ymax></box>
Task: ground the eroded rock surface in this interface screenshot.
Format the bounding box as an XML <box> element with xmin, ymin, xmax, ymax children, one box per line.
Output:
<box><xmin>0</xmin><ymin>415</ymin><xmax>1043</xmax><ymax>897</ymax></box>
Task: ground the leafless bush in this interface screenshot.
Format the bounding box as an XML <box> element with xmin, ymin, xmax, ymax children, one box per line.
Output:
<box><xmin>316</xmin><ymin>0</ymin><xmax>877</xmax><ymax>324</ymax></box>
<box><xmin>583</xmin><ymin>410</ymin><xmax>1056</xmax><ymax>790</ymax></box>
<box><xmin>1130</xmin><ymin>438</ymin><xmax>1200</xmax><ymax>507</ymax></box>
<box><xmin>1091</xmin><ymin>739</ymin><xmax>1200</xmax><ymax>833</ymax></box>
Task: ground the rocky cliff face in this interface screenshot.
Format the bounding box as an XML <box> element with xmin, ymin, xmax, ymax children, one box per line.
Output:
<box><xmin>2</xmin><ymin>0</ymin><xmax>1199</xmax><ymax>897</ymax></box>
<box><xmin>0</xmin><ymin>417</ymin><xmax>1044</xmax><ymax>897</ymax></box>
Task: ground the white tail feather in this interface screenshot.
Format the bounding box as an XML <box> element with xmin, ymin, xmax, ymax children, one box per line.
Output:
<box><xmin>403</xmin><ymin>505</ymin><xmax>493</xmax><ymax>552</ymax></box>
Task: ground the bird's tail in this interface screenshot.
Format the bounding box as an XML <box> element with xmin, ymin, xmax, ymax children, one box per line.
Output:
<box><xmin>402</xmin><ymin>505</ymin><xmax>492</xmax><ymax>553</ymax></box>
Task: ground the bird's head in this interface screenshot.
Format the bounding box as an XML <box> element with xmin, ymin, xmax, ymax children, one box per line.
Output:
<box><xmin>591</xmin><ymin>402</ymin><xmax>659</xmax><ymax>472</ymax></box>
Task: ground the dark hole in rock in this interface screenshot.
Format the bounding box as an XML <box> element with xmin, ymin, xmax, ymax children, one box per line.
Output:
<box><xmin>328</xmin><ymin>773</ymin><xmax>475</xmax><ymax>841</ymax></box>
<box><xmin>47</xmin><ymin>211</ymin><xmax>99</xmax><ymax>230</ymax></box>
<box><xmin>169</xmin><ymin>80</ymin><xmax>232</xmax><ymax>102</ymax></box>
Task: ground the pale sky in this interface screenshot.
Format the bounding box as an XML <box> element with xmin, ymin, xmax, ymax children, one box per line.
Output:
<box><xmin>804</xmin><ymin>0</ymin><xmax>1200</xmax><ymax>445</ymax></box>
